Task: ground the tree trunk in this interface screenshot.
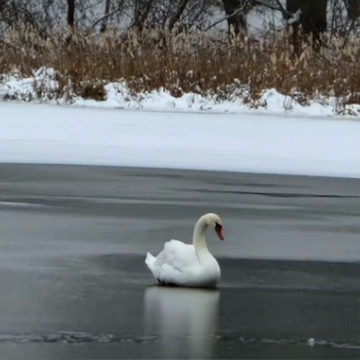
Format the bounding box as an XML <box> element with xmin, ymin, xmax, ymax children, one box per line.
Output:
<box><xmin>100</xmin><ymin>0</ymin><xmax>111</xmax><ymax>33</ymax></box>
<box><xmin>0</xmin><ymin>0</ymin><xmax>7</xmax><ymax>12</ymax></box>
<box><xmin>168</xmin><ymin>0</ymin><xmax>190</xmax><ymax>32</ymax></box>
<box><xmin>67</xmin><ymin>0</ymin><xmax>75</xmax><ymax>29</ymax></box>
<box><xmin>221</xmin><ymin>0</ymin><xmax>247</xmax><ymax>35</ymax></box>
<box><xmin>133</xmin><ymin>0</ymin><xmax>153</xmax><ymax>32</ymax></box>
<box><xmin>286</xmin><ymin>0</ymin><xmax>327</xmax><ymax>50</ymax></box>
<box><xmin>345</xmin><ymin>0</ymin><xmax>360</xmax><ymax>20</ymax></box>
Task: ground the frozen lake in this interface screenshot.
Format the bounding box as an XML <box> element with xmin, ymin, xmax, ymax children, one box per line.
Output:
<box><xmin>1</xmin><ymin>164</ymin><xmax>360</xmax><ymax>359</ymax></box>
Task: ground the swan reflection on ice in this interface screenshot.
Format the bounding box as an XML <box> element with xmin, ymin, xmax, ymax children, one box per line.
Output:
<box><xmin>144</xmin><ymin>286</ymin><xmax>220</xmax><ymax>358</ymax></box>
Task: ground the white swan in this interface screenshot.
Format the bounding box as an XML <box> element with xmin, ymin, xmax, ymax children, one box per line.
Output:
<box><xmin>145</xmin><ymin>213</ymin><xmax>224</xmax><ymax>288</ymax></box>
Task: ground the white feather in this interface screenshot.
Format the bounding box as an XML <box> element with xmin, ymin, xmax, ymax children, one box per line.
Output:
<box><xmin>145</xmin><ymin>213</ymin><xmax>223</xmax><ymax>288</ymax></box>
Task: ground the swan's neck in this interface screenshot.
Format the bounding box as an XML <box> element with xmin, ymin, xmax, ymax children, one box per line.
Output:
<box><xmin>192</xmin><ymin>217</ymin><xmax>212</xmax><ymax>262</ymax></box>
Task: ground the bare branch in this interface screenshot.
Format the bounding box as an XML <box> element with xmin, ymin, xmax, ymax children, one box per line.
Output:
<box><xmin>88</xmin><ymin>2</ymin><xmax>123</xmax><ymax>33</ymax></box>
<box><xmin>205</xmin><ymin>0</ymin><xmax>292</xmax><ymax>32</ymax></box>
<box><xmin>131</xmin><ymin>0</ymin><xmax>153</xmax><ymax>31</ymax></box>
<box><xmin>252</xmin><ymin>0</ymin><xmax>290</xmax><ymax>17</ymax></box>
<box><xmin>168</xmin><ymin>0</ymin><xmax>190</xmax><ymax>31</ymax></box>
<box><xmin>204</xmin><ymin>2</ymin><xmax>249</xmax><ymax>31</ymax></box>
<box><xmin>287</xmin><ymin>8</ymin><xmax>302</xmax><ymax>24</ymax></box>
<box><xmin>191</xmin><ymin>0</ymin><xmax>206</xmax><ymax>23</ymax></box>
<box><xmin>272</xmin><ymin>0</ymin><xmax>292</xmax><ymax>19</ymax></box>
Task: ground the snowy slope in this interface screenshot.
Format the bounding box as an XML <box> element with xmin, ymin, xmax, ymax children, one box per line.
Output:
<box><xmin>1</xmin><ymin>69</ymin><xmax>359</xmax><ymax>116</ymax></box>
<box><xmin>0</xmin><ymin>102</ymin><xmax>359</xmax><ymax>178</ymax></box>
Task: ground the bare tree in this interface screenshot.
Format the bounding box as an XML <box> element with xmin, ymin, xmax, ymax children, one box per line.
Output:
<box><xmin>344</xmin><ymin>0</ymin><xmax>360</xmax><ymax>20</ymax></box>
<box><xmin>286</xmin><ymin>0</ymin><xmax>328</xmax><ymax>49</ymax></box>
<box><xmin>132</xmin><ymin>0</ymin><xmax>153</xmax><ymax>31</ymax></box>
<box><xmin>100</xmin><ymin>0</ymin><xmax>111</xmax><ymax>33</ymax></box>
<box><xmin>168</xmin><ymin>0</ymin><xmax>190</xmax><ymax>31</ymax></box>
<box><xmin>0</xmin><ymin>0</ymin><xmax>8</xmax><ymax>12</ymax></box>
<box><xmin>221</xmin><ymin>0</ymin><xmax>248</xmax><ymax>34</ymax></box>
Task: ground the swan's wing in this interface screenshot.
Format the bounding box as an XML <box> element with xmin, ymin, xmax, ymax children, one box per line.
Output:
<box><xmin>145</xmin><ymin>239</ymin><xmax>200</xmax><ymax>285</ymax></box>
<box><xmin>156</xmin><ymin>239</ymin><xmax>198</xmax><ymax>270</ymax></box>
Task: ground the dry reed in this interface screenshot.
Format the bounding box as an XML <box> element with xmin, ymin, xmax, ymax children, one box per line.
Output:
<box><xmin>1</xmin><ymin>25</ymin><xmax>360</xmax><ymax>105</ymax></box>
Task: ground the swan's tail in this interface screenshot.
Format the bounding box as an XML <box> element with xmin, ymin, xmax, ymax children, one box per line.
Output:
<box><xmin>145</xmin><ymin>252</ymin><xmax>155</xmax><ymax>267</ymax></box>
<box><xmin>145</xmin><ymin>252</ymin><xmax>160</xmax><ymax>280</ymax></box>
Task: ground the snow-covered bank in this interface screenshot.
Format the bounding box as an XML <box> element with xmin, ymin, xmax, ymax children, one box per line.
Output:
<box><xmin>0</xmin><ymin>103</ymin><xmax>359</xmax><ymax>178</ymax></box>
<box><xmin>1</xmin><ymin>68</ymin><xmax>360</xmax><ymax>116</ymax></box>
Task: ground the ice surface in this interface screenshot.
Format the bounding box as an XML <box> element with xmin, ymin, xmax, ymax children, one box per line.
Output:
<box><xmin>0</xmin><ymin>102</ymin><xmax>359</xmax><ymax>178</ymax></box>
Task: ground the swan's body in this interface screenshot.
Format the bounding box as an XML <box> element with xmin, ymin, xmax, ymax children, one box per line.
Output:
<box><xmin>145</xmin><ymin>213</ymin><xmax>224</xmax><ymax>288</ymax></box>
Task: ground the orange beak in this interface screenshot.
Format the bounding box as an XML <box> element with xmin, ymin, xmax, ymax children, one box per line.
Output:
<box><xmin>215</xmin><ymin>224</ymin><xmax>225</xmax><ymax>240</ymax></box>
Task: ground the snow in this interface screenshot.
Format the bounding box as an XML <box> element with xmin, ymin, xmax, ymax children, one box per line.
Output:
<box><xmin>1</xmin><ymin>68</ymin><xmax>360</xmax><ymax>116</ymax></box>
<box><xmin>0</xmin><ymin>102</ymin><xmax>359</xmax><ymax>178</ymax></box>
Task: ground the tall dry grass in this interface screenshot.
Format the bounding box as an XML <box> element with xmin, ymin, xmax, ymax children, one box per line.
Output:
<box><xmin>1</xmin><ymin>25</ymin><xmax>360</xmax><ymax>105</ymax></box>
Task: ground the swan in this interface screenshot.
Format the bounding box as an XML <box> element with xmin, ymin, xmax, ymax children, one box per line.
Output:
<box><xmin>145</xmin><ymin>213</ymin><xmax>224</xmax><ymax>288</ymax></box>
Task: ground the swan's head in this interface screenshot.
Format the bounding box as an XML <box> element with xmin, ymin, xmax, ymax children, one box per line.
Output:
<box><xmin>203</xmin><ymin>213</ymin><xmax>225</xmax><ymax>241</ymax></box>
